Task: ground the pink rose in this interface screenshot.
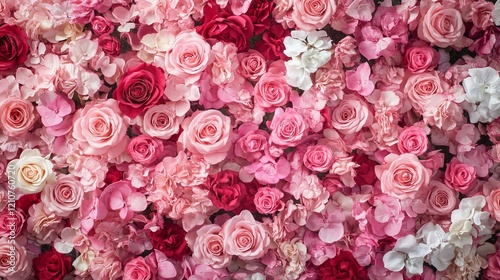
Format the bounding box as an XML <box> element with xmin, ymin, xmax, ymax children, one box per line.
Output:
<box><xmin>72</xmin><ymin>99</ymin><xmax>129</xmax><ymax>158</ymax></box>
<box><xmin>123</xmin><ymin>256</ymin><xmax>155</xmax><ymax>280</ymax></box>
<box><xmin>403</xmin><ymin>41</ymin><xmax>440</xmax><ymax>73</ymax></box>
<box><xmin>486</xmin><ymin>189</ymin><xmax>500</xmax><ymax>221</ymax></box>
<box><xmin>91</xmin><ymin>16</ymin><xmax>114</xmax><ymax>36</ymax></box>
<box><xmin>192</xmin><ymin>224</ymin><xmax>232</xmax><ymax>268</ymax></box>
<box><xmin>268</xmin><ymin>108</ymin><xmax>309</xmax><ymax>147</ymax></box>
<box><xmin>221</xmin><ymin>210</ymin><xmax>270</xmax><ymax>260</ymax></box>
<box><xmin>40</xmin><ymin>174</ymin><xmax>84</xmax><ymax>217</ymax></box>
<box><xmin>375</xmin><ymin>153</ymin><xmax>431</xmax><ymax>200</ymax></box>
<box><xmin>0</xmin><ymin>97</ymin><xmax>36</xmax><ymax>137</ymax></box>
<box><xmin>0</xmin><ymin>237</ymin><xmax>30</xmax><ymax>279</ymax></box>
<box><xmin>0</xmin><ymin>209</ymin><xmax>24</xmax><ymax>238</ymax></box>
<box><xmin>444</xmin><ymin>157</ymin><xmax>476</xmax><ymax>194</ymax></box>
<box><xmin>127</xmin><ymin>135</ymin><xmax>164</xmax><ymax>166</ymax></box>
<box><xmin>291</xmin><ymin>0</ymin><xmax>336</xmax><ymax>31</ymax></box>
<box><xmin>254</xmin><ymin>72</ymin><xmax>292</xmax><ymax>112</ymax></box>
<box><xmin>141</xmin><ymin>103</ymin><xmax>183</xmax><ymax>140</ymax></box>
<box><xmin>234</xmin><ymin>124</ymin><xmax>269</xmax><ymax>162</ymax></box>
<box><xmin>425</xmin><ymin>180</ymin><xmax>458</xmax><ymax>215</ymax></box>
<box><xmin>179</xmin><ymin>110</ymin><xmax>233</xmax><ymax>165</ymax></box>
<box><xmin>405</xmin><ymin>71</ymin><xmax>446</xmax><ymax>114</ymax></box>
<box><xmin>303</xmin><ymin>145</ymin><xmax>334</xmax><ymax>173</ymax></box>
<box><xmin>471</xmin><ymin>0</ymin><xmax>494</xmax><ymax>30</ymax></box>
<box><xmin>417</xmin><ymin>3</ymin><xmax>468</xmax><ymax>48</ymax></box>
<box><xmin>237</xmin><ymin>50</ymin><xmax>267</xmax><ymax>81</ymax></box>
<box><xmin>330</xmin><ymin>94</ymin><xmax>373</xmax><ymax>135</ymax></box>
<box><xmin>397</xmin><ymin>126</ymin><xmax>428</xmax><ymax>156</ymax></box>
<box><xmin>254</xmin><ymin>187</ymin><xmax>285</xmax><ymax>214</ymax></box>
<box><xmin>485</xmin><ymin>251</ymin><xmax>500</xmax><ymax>280</ymax></box>
<box><xmin>165</xmin><ymin>31</ymin><xmax>214</xmax><ymax>85</ymax></box>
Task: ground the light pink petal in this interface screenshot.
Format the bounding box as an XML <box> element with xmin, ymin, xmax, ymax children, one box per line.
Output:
<box><xmin>109</xmin><ymin>191</ymin><xmax>125</xmax><ymax>210</ymax></box>
<box><xmin>127</xmin><ymin>192</ymin><xmax>148</xmax><ymax>212</ymax></box>
<box><xmin>306</xmin><ymin>213</ymin><xmax>325</xmax><ymax>231</ymax></box>
<box><xmin>318</xmin><ymin>223</ymin><xmax>344</xmax><ymax>243</ymax></box>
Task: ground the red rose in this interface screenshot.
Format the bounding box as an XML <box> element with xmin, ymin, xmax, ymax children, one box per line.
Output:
<box><xmin>0</xmin><ymin>24</ymin><xmax>29</xmax><ymax>71</ymax></box>
<box><xmin>113</xmin><ymin>63</ymin><xmax>165</xmax><ymax>118</ymax></box>
<box><xmin>317</xmin><ymin>250</ymin><xmax>368</xmax><ymax>280</ymax></box>
<box><xmin>149</xmin><ymin>223</ymin><xmax>189</xmax><ymax>260</ymax></box>
<box><xmin>33</xmin><ymin>248</ymin><xmax>72</xmax><ymax>280</ymax></box>
<box><xmin>235</xmin><ymin>179</ymin><xmax>261</xmax><ymax>214</ymax></box>
<box><xmin>104</xmin><ymin>166</ymin><xmax>123</xmax><ymax>185</ymax></box>
<box><xmin>352</xmin><ymin>153</ymin><xmax>377</xmax><ymax>186</ymax></box>
<box><xmin>98</xmin><ymin>34</ymin><xmax>121</xmax><ymax>56</ymax></box>
<box><xmin>17</xmin><ymin>193</ymin><xmax>40</xmax><ymax>216</ymax></box>
<box><xmin>196</xmin><ymin>0</ymin><xmax>254</xmax><ymax>52</ymax></box>
<box><xmin>245</xmin><ymin>0</ymin><xmax>274</xmax><ymax>35</ymax></box>
<box><xmin>204</xmin><ymin>170</ymin><xmax>247</xmax><ymax>212</ymax></box>
<box><xmin>254</xmin><ymin>22</ymin><xmax>290</xmax><ymax>61</ymax></box>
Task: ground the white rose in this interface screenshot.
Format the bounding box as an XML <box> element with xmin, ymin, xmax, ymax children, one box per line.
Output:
<box><xmin>7</xmin><ymin>149</ymin><xmax>55</xmax><ymax>194</ymax></box>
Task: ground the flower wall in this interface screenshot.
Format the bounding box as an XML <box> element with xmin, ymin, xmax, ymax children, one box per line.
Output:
<box><xmin>1</xmin><ymin>0</ymin><xmax>500</xmax><ymax>279</ymax></box>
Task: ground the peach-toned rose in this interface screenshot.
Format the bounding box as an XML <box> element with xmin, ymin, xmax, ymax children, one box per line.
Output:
<box><xmin>303</xmin><ymin>145</ymin><xmax>334</xmax><ymax>172</ymax></box>
<box><xmin>165</xmin><ymin>31</ymin><xmax>214</xmax><ymax>85</ymax></box>
<box><xmin>426</xmin><ymin>180</ymin><xmax>459</xmax><ymax>215</ymax></box>
<box><xmin>192</xmin><ymin>224</ymin><xmax>232</xmax><ymax>268</ymax></box>
<box><xmin>405</xmin><ymin>71</ymin><xmax>446</xmax><ymax>114</ymax></box>
<box><xmin>487</xmin><ymin>189</ymin><xmax>500</xmax><ymax>221</ymax></box>
<box><xmin>40</xmin><ymin>174</ymin><xmax>84</xmax><ymax>217</ymax></box>
<box><xmin>331</xmin><ymin>94</ymin><xmax>373</xmax><ymax>135</ymax></box>
<box><xmin>0</xmin><ymin>237</ymin><xmax>31</xmax><ymax>279</ymax></box>
<box><xmin>291</xmin><ymin>0</ymin><xmax>336</xmax><ymax>31</ymax></box>
<box><xmin>375</xmin><ymin>153</ymin><xmax>431</xmax><ymax>199</ymax></box>
<box><xmin>221</xmin><ymin>210</ymin><xmax>270</xmax><ymax>260</ymax></box>
<box><xmin>237</xmin><ymin>50</ymin><xmax>267</xmax><ymax>81</ymax></box>
<box><xmin>397</xmin><ymin>126</ymin><xmax>428</xmax><ymax>156</ymax></box>
<box><xmin>72</xmin><ymin>99</ymin><xmax>129</xmax><ymax>158</ymax></box>
<box><xmin>254</xmin><ymin>72</ymin><xmax>292</xmax><ymax>112</ymax></box>
<box><xmin>417</xmin><ymin>3</ymin><xmax>467</xmax><ymax>48</ymax></box>
<box><xmin>0</xmin><ymin>97</ymin><xmax>35</xmax><ymax>137</ymax></box>
<box><xmin>178</xmin><ymin>110</ymin><xmax>233</xmax><ymax>165</ymax></box>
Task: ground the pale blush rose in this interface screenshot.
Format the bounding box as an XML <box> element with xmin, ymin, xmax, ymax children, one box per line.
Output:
<box><xmin>0</xmin><ymin>97</ymin><xmax>36</xmax><ymax>137</ymax></box>
<box><xmin>397</xmin><ymin>126</ymin><xmax>428</xmax><ymax>156</ymax></box>
<box><xmin>486</xmin><ymin>189</ymin><xmax>500</xmax><ymax>221</ymax></box>
<box><xmin>417</xmin><ymin>3</ymin><xmax>467</xmax><ymax>48</ymax></box>
<box><xmin>7</xmin><ymin>149</ymin><xmax>55</xmax><ymax>194</ymax></box>
<box><xmin>331</xmin><ymin>94</ymin><xmax>373</xmax><ymax>135</ymax></box>
<box><xmin>165</xmin><ymin>31</ymin><xmax>213</xmax><ymax>85</ymax></box>
<box><xmin>375</xmin><ymin>153</ymin><xmax>431</xmax><ymax>200</ymax></box>
<box><xmin>127</xmin><ymin>135</ymin><xmax>164</xmax><ymax>166</ymax></box>
<box><xmin>237</xmin><ymin>50</ymin><xmax>267</xmax><ymax>81</ymax></box>
<box><xmin>72</xmin><ymin>99</ymin><xmax>129</xmax><ymax>158</ymax></box>
<box><xmin>192</xmin><ymin>224</ymin><xmax>232</xmax><ymax>268</ymax></box>
<box><xmin>303</xmin><ymin>145</ymin><xmax>334</xmax><ymax>172</ymax></box>
<box><xmin>141</xmin><ymin>103</ymin><xmax>183</xmax><ymax>140</ymax></box>
<box><xmin>254</xmin><ymin>72</ymin><xmax>292</xmax><ymax>112</ymax></box>
<box><xmin>444</xmin><ymin>158</ymin><xmax>476</xmax><ymax>194</ymax></box>
<box><xmin>291</xmin><ymin>0</ymin><xmax>336</xmax><ymax>31</ymax></box>
<box><xmin>179</xmin><ymin>110</ymin><xmax>233</xmax><ymax>165</ymax></box>
<box><xmin>254</xmin><ymin>187</ymin><xmax>285</xmax><ymax>214</ymax></box>
<box><xmin>268</xmin><ymin>108</ymin><xmax>309</xmax><ymax>147</ymax></box>
<box><xmin>405</xmin><ymin>72</ymin><xmax>445</xmax><ymax>114</ymax></box>
<box><xmin>0</xmin><ymin>237</ymin><xmax>30</xmax><ymax>279</ymax></box>
<box><xmin>123</xmin><ymin>256</ymin><xmax>154</xmax><ymax>280</ymax></box>
<box><xmin>40</xmin><ymin>174</ymin><xmax>84</xmax><ymax>217</ymax></box>
<box><xmin>426</xmin><ymin>180</ymin><xmax>459</xmax><ymax>215</ymax></box>
<box><xmin>221</xmin><ymin>210</ymin><xmax>270</xmax><ymax>260</ymax></box>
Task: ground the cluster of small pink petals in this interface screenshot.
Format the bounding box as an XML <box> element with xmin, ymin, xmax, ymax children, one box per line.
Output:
<box><xmin>0</xmin><ymin>0</ymin><xmax>500</xmax><ymax>279</ymax></box>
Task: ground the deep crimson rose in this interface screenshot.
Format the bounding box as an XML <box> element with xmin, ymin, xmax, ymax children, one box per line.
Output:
<box><xmin>352</xmin><ymin>153</ymin><xmax>378</xmax><ymax>186</ymax></box>
<box><xmin>0</xmin><ymin>24</ymin><xmax>29</xmax><ymax>71</ymax></box>
<box><xmin>196</xmin><ymin>0</ymin><xmax>254</xmax><ymax>52</ymax></box>
<box><xmin>17</xmin><ymin>193</ymin><xmax>41</xmax><ymax>216</ymax></box>
<box><xmin>254</xmin><ymin>22</ymin><xmax>290</xmax><ymax>61</ymax></box>
<box><xmin>98</xmin><ymin>34</ymin><xmax>121</xmax><ymax>56</ymax></box>
<box><xmin>204</xmin><ymin>170</ymin><xmax>247</xmax><ymax>212</ymax></box>
<box><xmin>113</xmin><ymin>63</ymin><xmax>166</xmax><ymax>118</ymax></box>
<box><xmin>317</xmin><ymin>250</ymin><xmax>368</xmax><ymax>280</ymax></box>
<box><xmin>149</xmin><ymin>224</ymin><xmax>189</xmax><ymax>260</ymax></box>
<box><xmin>234</xmin><ymin>179</ymin><xmax>261</xmax><ymax>214</ymax></box>
<box><xmin>33</xmin><ymin>248</ymin><xmax>72</xmax><ymax>280</ymax></box>
<box><xmin>245</xmin><ymin>0</ymin><xmax>274</xmax><ymax>35</ymax></box>
<box><xmin>104</xmin><ymin>166</ymin><xmax>123</xmax><ymax>185</ymax></box>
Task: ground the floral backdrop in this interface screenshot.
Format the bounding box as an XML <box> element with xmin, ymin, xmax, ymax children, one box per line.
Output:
<box><xmin>1</xmin><ymin>0</ymin><xmax>500</xmax><ymax>279</ymax></box>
